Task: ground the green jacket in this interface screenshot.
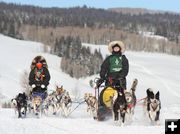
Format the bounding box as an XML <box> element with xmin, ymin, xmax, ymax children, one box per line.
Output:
<box><xmin>100</xmin><ymin>53</ymin><xmax>129</xmax><ymax>80</ymax></box>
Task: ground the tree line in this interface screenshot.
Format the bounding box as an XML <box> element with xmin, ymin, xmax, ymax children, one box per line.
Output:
<box><xmin>52</xmin><ymin>36</ymin><xmax>103</xmax><ymax>78</ymax></box>
<box><xmin>0</xmin><ymin>2</ymin><xmax>180</xmax><ymax>43</ymax></box>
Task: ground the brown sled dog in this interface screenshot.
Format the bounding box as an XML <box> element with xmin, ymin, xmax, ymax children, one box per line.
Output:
<box><xmin>84</xmin><ymin>93</ymin><xmax>98</xmax><ymax>119</ymax></box>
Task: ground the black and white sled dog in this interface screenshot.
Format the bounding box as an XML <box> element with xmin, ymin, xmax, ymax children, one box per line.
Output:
<box><xmin>12</xmin><ymin>92</ymin><xmax>28</xmax><ymax>118</ymax></box>
<box><xmin>11</xmin><ymin>98</ymin><xmax>18</xmax><ymax>114</ymax></box>
<box><xmin>124</xmin><ymin>78</ymin><xmax>138</xmax><ymax>122</ymax></box>
<box><xmin>112</xmin><ymin>91</ymin><xmax>127</xmax><ymax>126</ymax></box>
<box><xmin>143</xmin><ymin>88</ymin><xmax>161</xmax><ymax>125</ymax></box>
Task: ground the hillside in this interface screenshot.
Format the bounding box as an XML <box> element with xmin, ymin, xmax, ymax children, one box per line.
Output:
<box><xmin>0</xmin><ymin>2</ymin><xmax>180</xmax><ymax>56</ymax></box>
<box><xmin>0</xmin><ymin>35</ymin><xmax>180</xmax><ymax>134</ymax></box>
<box><xmin>0</xmin><ymin>34</ymin><xmax>84</xmax><ymax>101</ymax></box>
<box><xmin>1</xmin><ymin>34</ymin><xmax>180</xmax><ymax>102</ymax></box>
<box><xmin>108</xmin><ymin>7</ymin><xmax>179</xmax><ymax>15</ymax></box>
<box><xmin>1</xmin><ymin>34</ymin><xmax>180</xmax><ymax>134</ymax></box>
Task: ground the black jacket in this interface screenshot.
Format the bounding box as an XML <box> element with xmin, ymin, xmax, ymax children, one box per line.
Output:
<box><xmin>29</xmin><ymin>67</ymin><xmax>50</xmax><ymax>87</ymax></box>
<box><xmin>100</xmin><ymin>53</ymin><xmax>129</xmax><ymax>80</ymax></box>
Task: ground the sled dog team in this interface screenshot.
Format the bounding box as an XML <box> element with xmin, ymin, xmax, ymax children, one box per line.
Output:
<box><xmin>84</xmin><ymin>78</ymin><xmax>161</xmax><ymax>125</ymax></box>
<box><xmin>11</xmin><ymin>85</ymin><xmax>72</xmax><ymax>118</ymax></box>
<box><xmin>12</xmin><ymin>80</ymin><xmax>161</xmax><ymax>125</ymax></box>
<box><xmin>11</xmin><ymin>40</ymin><xmax>161</xmax><ymax>126</ymax></box>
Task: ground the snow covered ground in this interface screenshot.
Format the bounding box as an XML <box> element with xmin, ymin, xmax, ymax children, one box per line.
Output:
<box><xmin>138</xmin><ymin>31</ymin><xmax>168</xmax><ymax>41</ymax></box>
<box><xmin>0</xmin><ymin>35</ymin><xmax>180</xmax><ymax>134</ymax></box>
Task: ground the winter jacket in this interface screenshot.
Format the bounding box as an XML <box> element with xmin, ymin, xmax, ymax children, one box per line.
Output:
<box><xmin>29</xmin><ymin>67</ymin><xmax>50</xmax><ymax>88</ymax></box>
<box><xmin>100</xmin><ymin>53</ymin><xmax>129</xmax><ymax>89</ymax></box>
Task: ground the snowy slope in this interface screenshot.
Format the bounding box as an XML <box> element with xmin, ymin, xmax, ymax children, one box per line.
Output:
<box><xmin>0</xmin><ymin>34</ymin><xmax>86</xmax><ymax>100</ymax></box>
<box><xmin>83</xmin><ymin>43</ymin><xmax>180</xmax><ymax>105</ymax></box>
<box><xmin>0</xmin><ymin>34</ymin><xmax>43</xmax><ymax>98</ymax></box>
<box><xmin>0</xmin><ymin>35</ymin><xmax>180</xmax><ymax>134</ymax></box>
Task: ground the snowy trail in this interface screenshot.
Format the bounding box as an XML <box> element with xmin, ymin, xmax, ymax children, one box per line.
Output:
<box><xmin>126</xmin><ymin>51</ymin><xmax>180</xmax><ymax>105</ymax></box>
<box><xmin>131</xmin><ymin>63</ymin><xmax>180</xmax><ymax>99</ymax></box>
<box><xmin>0</xmin><ymin>108</ymin><xmax>166</xmax><ymax>134</ymax></box>
<box><xmin>2</xmin><ymin>103</ymin><xmax>180</xmax><ymax>134</ymax></box>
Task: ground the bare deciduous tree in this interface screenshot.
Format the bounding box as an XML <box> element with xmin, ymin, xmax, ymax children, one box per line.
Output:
<box><xmin>20</xmin><ymin>70</ymin><xmax>31</xmax><ymax>96</ymax></box>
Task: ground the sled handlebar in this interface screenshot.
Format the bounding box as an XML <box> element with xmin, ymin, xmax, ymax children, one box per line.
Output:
<box><xmin>94</xmin><ymin>77</ymin><xmax>125</xmax><ymax>89</ymax></box>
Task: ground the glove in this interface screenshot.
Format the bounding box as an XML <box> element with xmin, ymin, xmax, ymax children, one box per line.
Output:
<box><xmin>41</xmin><ymin>84</ymin><xmax>45</xmax><ymax>89</ymax></box>
<box><xmin>31</xmin><ymin>84</ymin><xmax>36</xmax><ymax>88</ymax></box>
<box><xmin>96</xmin><ymin>78</ymin><xmax>104</xmax><ymax>88</ymax></box>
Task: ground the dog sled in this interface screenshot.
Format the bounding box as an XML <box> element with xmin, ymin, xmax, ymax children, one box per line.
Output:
<box><xmin>95</xmin><ymin>79</ymin><xmax>119</xmax><ymax>121</ymax></box>
<box><xmin>95</xmin><ymin>78</ymin><xmax>138</xmax><ymax>122</ymax></box>
<box><xmin>97</xmin><ymin>87</ymin><xmax>118</xmax><ymax>121</ymax></box>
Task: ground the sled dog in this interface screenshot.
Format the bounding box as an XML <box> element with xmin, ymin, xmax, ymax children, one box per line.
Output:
<box><xmin>32</xmin><ymin>95</ymin><xmax>43</xmax><ymax>116</ymax></box>
<box><xmin>112</xmin><ymin>91</ymin><xmax>127</xmax><ymax>125</ymax></box>
<box><xmin>13</xmin><ymin>93</ymin><xmax>27</xmax><ymax>118</ymax></box>
<box><xmin>47</xmin><ymin>86</ymin><xmax>72</xmax><ymax>117</ymax></box>
<box><xmin>125</xmin><ymin>78</ymin><xmax>138</xmax><ymax>122</ymax></box>
<box><xmin>60</xmin><ymin>91</ymin><xmax>72</xmax><ymax>117</ymax></box>
<box><xmin>84</xmin><ymin>93</ymin><xmax>98</xmax><ymax>119</ymax></box>
<box><xmin>143</xmin><ymin>88</ymin><xmax>161</xmax><ymax>124</ymax></box>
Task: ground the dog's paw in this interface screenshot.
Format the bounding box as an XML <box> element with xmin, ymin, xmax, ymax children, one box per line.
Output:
<box><xmin>18</xmin><ymin>115</ymin><xmax>22</xmax><ymax>118</ymax></box>
<box><xmin>114</xmin><ymin>120</ymin><xmax>119</xmax><ymax>126</ymax></box>
<box><xmin>155</xmin><ymin>120</ymin><xmax>160</xmax><ymax>126</ymax></box>
<box><xmin>93</xmin><ymin>116</ymin><xmax>98</xmax><ymax>120</ymax></box>
<box><xmin>114</xmin><ymin>120</ymin><xmax>123</xmax><ymax>126</ymax></box>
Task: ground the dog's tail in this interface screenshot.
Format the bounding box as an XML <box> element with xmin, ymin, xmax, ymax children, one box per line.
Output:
<box><xmin>130</xmin><ymin>78</ymin><xmax>138</xmax><ymax>92</ymax></box>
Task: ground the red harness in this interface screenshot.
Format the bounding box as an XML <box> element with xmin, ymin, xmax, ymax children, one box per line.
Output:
<box><xmin>127</xmin><ymin>97</ymin><xmax>146</xmax><ymax>108</ymax></box>
<box><xmin>127</xmin><ymin>104</ymin><xmax>134</xmax><ymax>109</ymax></box>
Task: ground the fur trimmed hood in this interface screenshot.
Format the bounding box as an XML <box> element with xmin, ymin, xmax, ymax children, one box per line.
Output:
<box><xmin>30</xmin><ymin>55</ymin><xmax>48</xmax><ymax>70</ymax></box>
<box><xmin>108</xmin><ymin>41</ymin><xmax>125</xmax><ymax>53</ymax></box>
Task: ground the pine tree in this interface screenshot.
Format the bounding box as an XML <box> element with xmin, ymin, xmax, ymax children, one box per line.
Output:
<box><xmin>9</xmin><ymin>22</ymin><xmax>16</xmax><ymax>37</ymax></box>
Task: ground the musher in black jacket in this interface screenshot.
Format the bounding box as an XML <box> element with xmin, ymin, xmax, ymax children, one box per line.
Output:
<box><xmin>97</xmin><ymin>41</ymin><xmax>129</xmax><ymax>92</ymax></box>
<box><xmin>29</xmin><ymin>61</ymin><xmax>50</xmax><ymax>95</ymax></box>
